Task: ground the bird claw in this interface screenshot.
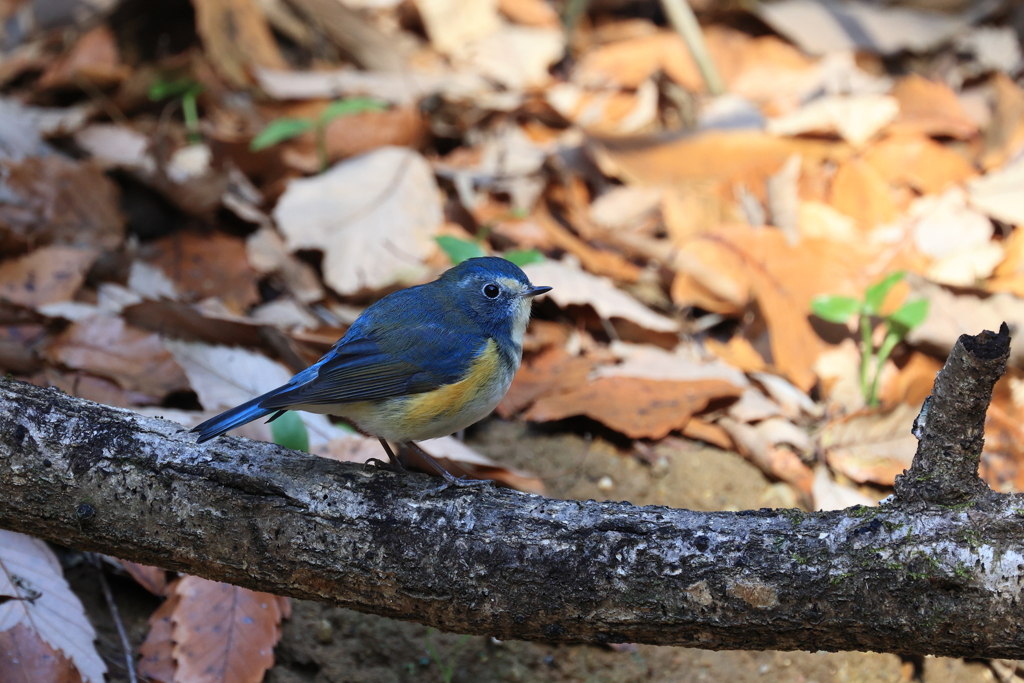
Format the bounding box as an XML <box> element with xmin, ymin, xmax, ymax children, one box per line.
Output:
<box><xmin>418</xmin><ymin>475</ymin><xmax>494</xmax><ymax>498</ymax></box>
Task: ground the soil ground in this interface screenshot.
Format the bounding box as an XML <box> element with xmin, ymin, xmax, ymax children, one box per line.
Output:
<box><xmin>66</xmin><ymin>420</ymin><xmax>995</xmax><ymax>683</ymax></box>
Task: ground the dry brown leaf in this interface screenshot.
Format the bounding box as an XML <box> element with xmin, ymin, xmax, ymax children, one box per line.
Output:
<box><xmin>879</xmin><ymin>350</ymin><xmax>943</xmax><ymax>407</ymax></box>
<box><xmin>44</xmin><ymin>369</ymin><xmax>154</xmax><ymax>408</ymax></box>
<box><xmin>905</xmin><ymin>275</ymin><xmax>1024</xmax><ymax>367</ymax></box>
<box><xmin>0</xmin><ymin>246</ymin><xmax>98</xmax><ymax>309</ymax></box>
<box><xmin>980</xmin><ymin>73</ymin><xmax>1024</xmax><ymax>171</ymax></box>
<box><xmin>819</xmin><ymin>404</ymin><xmax>919</xmax><ymax>486</ymax></box>
<box><xmin>497</xmin><ymin>345</ymin><xmax>594</xmax><ymax>416</ymax></box>
<box><xmin>812</xmin><ymin>466</ymin><xmax>877</xmax><ymax>511</ymax></box>
<box><xmin>273</xmin><ymin>147</ymin><xmax>442</xmax><ymax>295</ymax></box>
<box><xmin>118</xmin><ymin>560</ymin><xmax>169</xmax><ymax>596</ymax></box>
<box><xmin>416</xmin><ymin>0</ymin><xmax>501</xmax><ymax>54</ymax></box>
<box><xmin>0</xmin><ymin>323</ymin><xmax>46</xmax><ymax>374</ymax></box>
<box><xmin>37</xmin><ymin>25</ymin><xmax>129</xmax><ymax>90</ymax></box>
<box><xmin>0</xmin><ymin>623</ymin><xmax>83</xmax><ymax>683</ymax></box>
<box><xmin>717</xmin><ymin>417</ymin><xmax>813</xmax><ymax>493</ymax></box>
<box><xmin>0</xmin><ymin>155</ymin><xmax>124</xmax><ymax>254</ymax></box>
<box><xmin>828</xmin><ymin>157</ymin><xmax>899</xmax><ymax>231</ymax></box>
<box><xmin>968</xmin><ymin>155</ymin><xmax>1024</xmax><ymax>227</ymax></box>
<box><xmin>0</xmin><ymin>530</ymin><xmax>106</xmax><ymax>683</ymax></box>
<box><xmin>521</xmin><ymin>259</ymin><xmax>677</xmax><ymax>333</ymax></box>
<box><xmin>533</xmin><ymin>206</ymin><xmax>643</xmax><ymax>283</ymax></box>
<box><xmin>525</xmin><ymin>376</ymin><xmax>741</xmax><ymax>440</ymax></box>
<box><xmin>193</xmin><ymin>0</ymin><xmax>287</xmax><ymax>88</ymax></box>
<box><xmin>137</xmin><ymin>583</ymin><xmax>181</xmax><ymax>683</ymax></box>
<box><xmin>171</xmin><ymin>575</ymin><xmax>287</xmax><ymax>683</ymax></box>
<box><xmin>767</xmin><ymin>95</ymin><xmax>899</xmax><ymax>147</ymax></box>
<box><xmin>863</xmin><ymin>133</ymin><xmax>977</xmax><ymax>194</ymax></box>
<box><xmin>141</xmin><ymin>232</ymin><xmax>261</xmax><ymax>312</ymax></box>
<box><xmin>593</xmin><ymin>130</ymin><xmax>850</xmax><ymax>197</ymax></box>
<box><xmin>545</xmin><ymin>81</ymin><xmax>659</xmax><ymax>135</ymax></box>
<box><xmin>497</xmin><ymin>0</ymin><xmax>559</xmax><ymax>27</ymax></box>
<box><xmin>889</xmin><ymin>74</ymin><xmax>978</xmax><ymax>140</ymax></box>
<box><xmin>45</xmin><ymin>316</ymin><xmax>189</xmax><ymax>400</ymax></box>
<box><xmin>674</xmin><ymin>224</ymin><xmax>888</xmax><ymax>390</ymax></box>
<box><xmin>703</xmin><ymin>336</ymin><xmax>766</xmax><ymax>373</ymax></box>
<box><xmin>681</xmin><ymin>417</ymin><xmax>734</xmax><ymax>450</ymax></box>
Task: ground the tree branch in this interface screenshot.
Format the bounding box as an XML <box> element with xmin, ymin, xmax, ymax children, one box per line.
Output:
<box><xmin>1</xmin><ymin>327</ymin><xmax>1023</xmax><ymax>657</ymax></box>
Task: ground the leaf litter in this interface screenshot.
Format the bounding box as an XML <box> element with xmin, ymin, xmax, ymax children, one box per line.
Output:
<box><xmin>2</xmin><ymin>0</ymin><xmax>1024</xmax><ymax>679</ymax></box>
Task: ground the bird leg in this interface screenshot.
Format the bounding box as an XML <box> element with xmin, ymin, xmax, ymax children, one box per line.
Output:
<box><xmin>407</xmin><ymin>441</ymin><xmax>493</xmax><ymax>497</ymax></box>
<box><xmin>364</xmin><ymin>438</ymin><xmax>408</xmax><ymax>473</ymax></box>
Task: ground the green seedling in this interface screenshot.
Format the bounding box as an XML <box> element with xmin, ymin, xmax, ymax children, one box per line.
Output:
<box><xmin>250</xmin><ymin>97</ymin><xmax>388</xmax><ymax>172</ymax></box>
<box><xmin>435</xmin><ymin>235</ymin><xmax>544</xmax><ymax>268</ymax></box>
<box><xmin>425</xmin><ymin>627</ymin><xmax>472</xmax><ymax>683</ymax></box>
<box><xmin>149</xmin><ymin>76</ymin><xmax>204</xmax><ymax>144</ymax></box>
<box><xmin>812</xmin><ymin>271</ymin><xmax>929</xmax><ymax>408</ymax></box>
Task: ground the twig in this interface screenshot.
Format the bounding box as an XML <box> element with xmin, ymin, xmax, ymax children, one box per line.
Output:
<box><xmin>90</xmin><ymin>555</ymin><xmax>138</xmax><ymax>683</ymax></box>
<box><xmin>659</xmin><ymin>0</ymin><xmax>725</xmax><ymax>96</ymax></box>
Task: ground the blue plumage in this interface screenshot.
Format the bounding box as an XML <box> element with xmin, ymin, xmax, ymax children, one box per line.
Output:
<box><xmin>191</xmin><ymin>257</ymin><xmax>551</xmax><ymax>471</ymax></box>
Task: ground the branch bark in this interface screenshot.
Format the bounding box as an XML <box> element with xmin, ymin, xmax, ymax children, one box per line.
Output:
<box><xmin>1</xmin><ymin>326</ymin><xmax>1023</xmax><ymax>658</ymax></box>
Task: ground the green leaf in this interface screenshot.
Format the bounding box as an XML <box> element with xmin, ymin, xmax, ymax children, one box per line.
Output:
<box><xmin>863</xmin><ymin>271</ymin><xmax>905</xmax><ymax>315</ymax></box>
<box><xmin>811</xmin><ymin>295</ymin><xmax>861</xmax><ymax>324</ymax></box>
<box><xmin>318</xmin><ymin>97</ymin><xmax>389</xmax><ymax>125</ymax></box>
<box><xmin>887</xmin><ymin>298</ymin><xmax>929</xmax><ymax>335</ymax></box>
<box><xmin>250</xmin><ymin>118</ymin><xmax>314</xmax><ymax>151</ymax></box>
<box><xmin>503</xmin><ymin>249</ymin><xmax>544</xmax><ymax>267</ymax></box>
<box><xmin>149</xmin><ymin>76</ymin><xmax>203</xmax><ymax>101</ymax></box>
<box><xmin>270</xmin><ymin>411</ymin><xmax>309</xmax><ymax>452</ymax></box>
<box><xmin>435</xmin><ymin>236</ymin><xmax>486</xmax><ymax>264</ymax></box>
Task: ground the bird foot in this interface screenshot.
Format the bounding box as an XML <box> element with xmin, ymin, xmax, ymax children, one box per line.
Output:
<box><xmin>418</xmin><ymin>475</ymin><xmax>494</xmax><ymax>498</ymax></box>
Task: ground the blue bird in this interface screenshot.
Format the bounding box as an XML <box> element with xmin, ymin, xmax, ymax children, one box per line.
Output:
<box><xmin>192</xmin><ymin>256</ymin><xmax>551</xmax><ymax>491</ymax></box>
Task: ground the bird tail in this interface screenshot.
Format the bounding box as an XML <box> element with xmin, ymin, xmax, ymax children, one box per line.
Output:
<box><xmin>191</xmin><ymin>388</ymin><xmax>289</xmax><ymax>443</ymax></box>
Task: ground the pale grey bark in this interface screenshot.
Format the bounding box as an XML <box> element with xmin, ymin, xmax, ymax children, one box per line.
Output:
<box><xmin>0</xmin><ymin>326</ymin><xmax>1022</xmax><ymax>657</ymax></box>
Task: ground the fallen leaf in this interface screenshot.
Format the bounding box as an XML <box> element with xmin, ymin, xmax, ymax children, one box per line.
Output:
<box><xmin>497</xmin><ymin>0</ymin><xmax>559</xmax><ymax>27</ymax></box>
<box><xmin>968</xmin><ymin>155</ymin><xmax>1024</xmax><ymax>226</ymax></box>
<box><xmin>812</xmin><ymin>466</ymin><xmax>877</xmax><ymax>511</ymax></box>
<box><xmin>596</xmin><ymin>341</ymin><xmax>749</xmax><ymax>387</ymax></box>
<box><xmin>532</xmin><ymin>207</ymin><xmax>643</xmax><ymax>283</ymax></box>
<box><xmin>681</xmin><ymin>417</ymin><xmax>734</xmax><ymax>450</ymax></box>
<box><xmin>980</xmin><ymin>73</ymin><xmax>1024</xmax><ymax>171</ymax></box>
<box><xmin>819</xmin><ymin>403</ymin><xmax>920</xmax><ymax>485</ymax></box>
<box><xmin>0</xmin><ymin>324</ymin><xmax>46</xmax><ymax>374</ymax></box>
<box><xmin>137</xmin><ymin>586</ymin><xmax>180</xmax><ymax>683</ymax></box>
<box><xmin>879</xmin><ymin>350</ymin><xmax>943</xmax><ymax>407</ymax></box>
<box><xmin>521</xmin><ymin>259</ymin><xmax>678</xmax><ymax>333</ymax></box>
<box><xmin>0</xmin><ymin>530</ymin><xmax>106</xmax><ymax>683</ymax></box>
<box><xmin>828</xmin><ymin>157</ymin><xmax>899</xmax><ymax>231</ymax></box>
<box><xmin>73</xmin><ymin>124</ymin><xmax>155</xmax><ymax>174</ymax></box>
<box><xmin>889</xmin><ymin>74</ymin><xmax>979</xmax><ymax>140</ymax></box>
<box><xmin>910</xmin><ymin>188</ymin><xmax>993</xmax><ymax>260</ymax></box>
<box><xmin>758</xmin><ymin>0</ymin><xmax>966</xmax><ymax>56</ymax></box>
<box><xmin>117</xmin><ymin>561</ymin><xmax>168</xmax><ymax>596</ymax></box>
<box><xmin>767</xmin><ymin>94</ymin><xmax>899</xmax><ymax>147</ymax></box>
<box><xmin>141</xmin><ymin>232</ymin><xmax>261</xmax><ymax>312</ymax></box>
<box><xmin>193</xmin><ymin>0</ymin><xmax>287</xmax><ymax>87</ymax></box>
<box><xmin>717</xmin><ymin>417</ymin><xmax>813</xmax><ymax>493</ymax></box>
<box><xmin>451</xmin><ymin>24</ymin><xmax>564</xmax><ymax>90</ymax></box>
<box><xmin>43</xmin><ymin>369</ymin><xmax>155</xmax><ymax>408</ymax></box>
<box><xmin>0</xmin><ymin>246</ymin><xmax>98</xmax><ymax>308</ymax></box>
<box><xmin>416</xmin><ymin>0</ymin><xmax>502</xmax><ymax>55</ymax></box>
<box><xmin>323</xmin><ymin>105</ymin><xmax>427</xmax><ymax>162</ymax></box>
<box><xmin>254</xmin><ymin>67</ymin><xmax>493</xmax><ymax>107</ymax></box>
<box><xmin>0</xmin><ymin>155</ymin><xmax>124</xmax><ymax>255</ymax></box>
<box><xmin>525</xmin><ymin>376</ymin><xmax>741</xmax><ymax>439</ymax></box>
<box><xmin>0</xmin><ymin>623</ymin><xmax>83</xmax><ymax>683</ymax></box>
<box><xmin>45</xmin><ymin>316</ymin><xmax>189</xmax><ymax>400</ymax></box>
<box><xmin>862</xmin><ymin>133</ymin><xmax>976</xmax><ymax>194</ymax></box>
<box><xmin>164</xmin><ymin>340</ymin><xmax>348</xmax><ymax>446</ymax></box>
<box><xmin>593</xmin><ymin>130</ymin><xmax>850</xmax><ymax>190</ymax></box>
<box><xmin>497</xmin><ymin>345</ymin><xmax>595</xmax><ymax>416</ymax></box>
<box><xmin>171</xmin><ymin>575</ymin><xmax>287</xmax><ymax>683</ymax></box>
<box><xmin>905</xmin><ymin>275</ymin><xmax>1024</xmax><ymax>367</ymax></box>
<box><xmin>37</xmin><ymin>25</ymin><xmax>129</xmax><ymax>90</ymax></box>
<box><xmin>273</xmin><ymin>146</ymin><xmax>442</xmax><ymax>295</ymax></box>
<box><xmin>703</xmin><ymin>336</ymin><xmax>766</xmax><ymax>373</ymax></box>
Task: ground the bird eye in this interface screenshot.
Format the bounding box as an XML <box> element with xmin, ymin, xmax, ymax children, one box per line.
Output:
<box><xmin>483</xmin><ymin>283</ymin><xmax>500</xmax><ymax>299</ymax></box>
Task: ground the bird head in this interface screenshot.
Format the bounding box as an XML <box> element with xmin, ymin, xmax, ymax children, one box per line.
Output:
<box><xmin>440</xmin><ymin>256</ymin><xmax>551</xmax><ymax>345</ymax></box>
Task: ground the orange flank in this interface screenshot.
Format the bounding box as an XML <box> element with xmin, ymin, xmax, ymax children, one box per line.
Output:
<box><xmin>399</xmin><ymin>339</ymin><xmax>504</xmax><ymax>432</ymax></box>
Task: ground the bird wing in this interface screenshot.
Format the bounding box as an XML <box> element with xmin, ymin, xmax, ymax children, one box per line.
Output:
<box><xmin>259</xmin><ymin>328</ymin><xmax>485</xmax><ymax>409</ymax></box>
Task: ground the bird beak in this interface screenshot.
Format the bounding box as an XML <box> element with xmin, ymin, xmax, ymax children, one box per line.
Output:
<box><xmin>525</xmin><ymin>285</ymin><xmax>552</xmax><ymax>298</ymax></box>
